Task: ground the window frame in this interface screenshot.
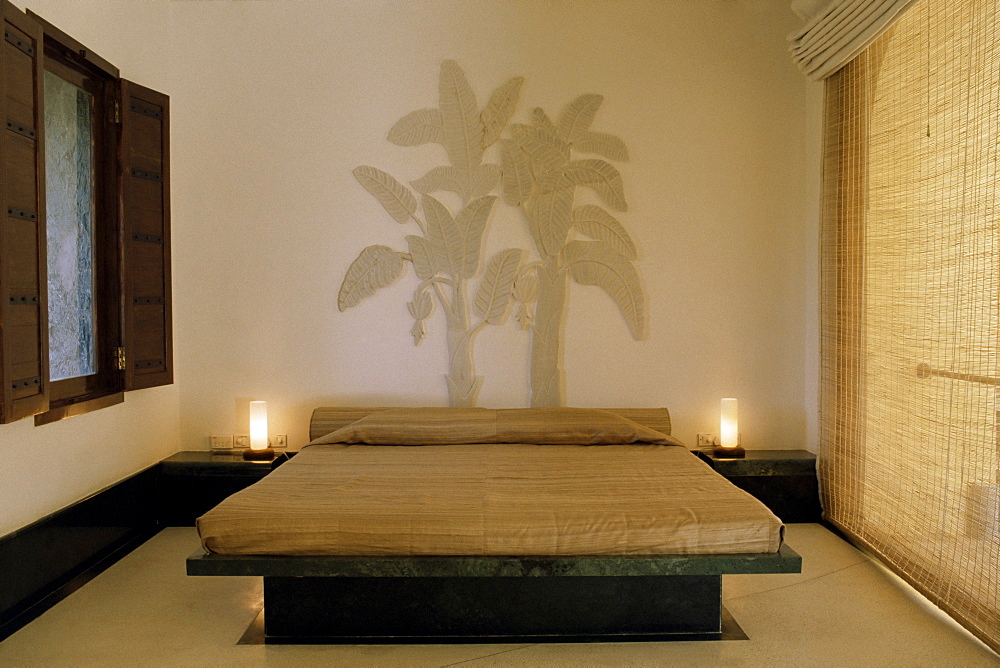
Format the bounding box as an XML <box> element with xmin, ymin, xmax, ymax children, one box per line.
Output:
<box><xmin>36</xmin><ymin>29</ymin><xmax>124</xmax><ymax>422</ymax></box>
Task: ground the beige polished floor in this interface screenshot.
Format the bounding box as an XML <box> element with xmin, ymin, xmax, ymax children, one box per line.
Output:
<box><xmin>0</xmin><ymin>524</ymin><xmax>996</xmax><ymax>667</ymax></box>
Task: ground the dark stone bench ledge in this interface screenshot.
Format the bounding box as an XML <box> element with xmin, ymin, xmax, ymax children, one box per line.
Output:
<box><xmin>187</xmin><ymin>543</ymin><xmax>801</xmax><ymax>578</ymax></box>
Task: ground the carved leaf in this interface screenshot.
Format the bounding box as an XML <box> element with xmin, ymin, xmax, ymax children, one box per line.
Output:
<box><xmin>510</xmin><ymin>123</ymin><xmax>570</xmax><ymax>175</ymax></box>
<box><xmin>456</xmin><ymin>195</ymin><xmax>497</xmax><ymax>278</ymax></box>
<box><xmin>571</xmin><ymin>205</ymin><xmax>637</xmax><ymax>259</ymax></box>
<box><xmin>512</xmin><ymin>270</ymin><xmax>538</xmax><ymax>303</ymax></box>
<box><xmin>388</xmin><ymin>108</ymin><xmax>445</xmax><ymax>147</ymax></box>
<box><xmin>408</xmin><ymin>288</ymin><xmax>433</xmax><ymax>320</ymax></box>
<box><xmin>406</xmin><ymin>234</ymin><xmax>437</xmax><ymax>280</ymax></box>
<box><xmin>500</xmin><ymin>139</ymin><xmax>533</xmax><ymax>205</ymax></box>
<box><xmin>474</xmin><ymin>248</ymin><xmax>524</xmax><ymax>324</ymax></box>
<box><xmin>353</xmin><ymin>166</ymin><xmax>417</xmax><ymax>223</ymax></box>
<box><xmin>411</xmin><ymin>164</ymin><xmax>498</xmax><ymax>202</ymax></box>
<box><xmin>532</xmin><ymin>107</ymin><xmax>558</xmax><ymax>135</ymax></box>
<box><xmin>481</xmin><ymin>76</ymin><xmax>524</xmax><ymax>149</ymax></box>
<box><xmin>412</xmin><ymin>166</ymin><xmax>469</xmax><ymax>198</ymax></box>
<box><xmin>439</xmin><ymin>59</ymin><xmax>483</xmax><ymax>173</ymax></box>
<box><xmin>338</xmin><ymin>245</ymin><xmax>406</xmax><ymax>311</ymax></box>
<box><xmin>563</xmin><ymin>240</ymin><xmax>645</xmax><ymax>339</ymax></box>
<box><xmin>558</xmin><ymin>94</ymin><xmax>603</xmax><ymax>143</ymax></box>
<box><xmin>423</xmin><ymin>195</ymin><xmax>463</xmax><ymax>278</ymax></box>
<box><xmin>527</xmin><ymin>172</ymin><xmax>575</xmax><ymax>256</ymax></box>
<box><xmin>575</xmin><ymin>131</ymin><xmax>629</xmax><ymax>162</ymax></box>
<box><xmin>562</xmin><ymin>159</ymin><xmax>627</xmax><ymax>211</ymax></box>
<box><xmin>468</xmin><ymin>164</ymin><xmax>501</xmax><ymax>200</ymax></box>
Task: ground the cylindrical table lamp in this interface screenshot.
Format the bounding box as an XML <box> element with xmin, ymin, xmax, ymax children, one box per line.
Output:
<box><xmin>714</xmin><ymin>397</ymin><xmax>745</xmax><ymax>458</ymax></box>
<box><xmin>244</xmin><ymin>400</ymin><xmax>274</xmax><ymax>461</ymax></box>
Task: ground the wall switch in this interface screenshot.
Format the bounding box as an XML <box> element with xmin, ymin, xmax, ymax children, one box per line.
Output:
<box><xmin>270</xmin><ymin>434</ymin><xmax>287</xmax><ymax>449</ymax></box>
<box><xmin>696</xmin><ymin>433</ymin><xmax>716</xmax><ymax>448</ymax></box>
<box><xmin>233</xmin><ymin>434</ymin><xmax>250</xmax><ymax>448</ymax></box>
<box><xmin>210</xmin><ymin>435</ymin><xmax>234</xmax><ymax>450</ymax></box>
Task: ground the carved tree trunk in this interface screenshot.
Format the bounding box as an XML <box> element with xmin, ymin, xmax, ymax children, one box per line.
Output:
<box><xmin>444</xmin><ymin>282</ymin><xmax>482</xmax><ymax>407</ymax></box>
<box><xmin>529</xmin><ymin>258</ymin><xmax>567</xmax><ymax>407</ymax></box>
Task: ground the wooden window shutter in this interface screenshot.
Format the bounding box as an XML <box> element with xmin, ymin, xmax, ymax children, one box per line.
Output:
<box><xmin>0</xmin><ymin>0</ymin><xmax>47</xmax><ymax>422</ymax></box>
<box><xmin>119</xmin><ymin>79</ymin><xmax>171</xmax><ymax>390</ymax></box>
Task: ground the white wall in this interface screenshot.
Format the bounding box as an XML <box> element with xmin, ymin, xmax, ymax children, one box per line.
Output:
<box><xmin>0</xmin><ymin>0</ymin><xmax>180</xmax><ymax>537</ymax></box>
<box><xmin>0</xmin><ymin>0</ymin><xmax>821</xmax><ymax>536</ymax></box>
<box><xmin>803</xmin><ymin>78</ymin><xmax>824</xmax><ymax>454</ymax></box>
<box><xmin>168</xmin><ymin>0</ymin><xmax>821</xmax><ymax>451</ymax></box>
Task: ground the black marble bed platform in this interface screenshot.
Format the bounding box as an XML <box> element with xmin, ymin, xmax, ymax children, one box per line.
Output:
<box><xmin>187</xmin><ymin>545</ymin><xmax>801</xmax><ymax>643</ymax></box>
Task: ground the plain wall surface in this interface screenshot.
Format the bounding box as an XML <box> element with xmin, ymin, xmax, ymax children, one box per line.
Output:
<box><xmin>0</xmin><ymin>0</ymin><xmax>821</xmax><ymax>537</ymax></box>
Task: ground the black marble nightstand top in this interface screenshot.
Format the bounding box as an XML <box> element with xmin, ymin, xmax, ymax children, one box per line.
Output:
<box><xmin>160</xmin><ymin>450</ymin><xmax>290</xmax><ymax>476</ymax></box>
<box><xmin>697</xmin><ymin>449</ymin><xmax>816</xmax><ymax>477</ymax></box>
<box><xmin>695</xmin><ymin>449</ymin><xmax>821</xmax><ymax>523</ymax></box>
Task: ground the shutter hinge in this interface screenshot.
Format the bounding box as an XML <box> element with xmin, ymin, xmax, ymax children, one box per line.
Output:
<box><xmin>116</xmin><ymin>347</ymin><xmax>126</xmax><ymax>371</ymax></box>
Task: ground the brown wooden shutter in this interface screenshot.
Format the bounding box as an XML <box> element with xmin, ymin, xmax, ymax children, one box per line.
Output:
<box><xmin>0</xmin><ymin>0</ymin><xmax>47</xmax><ymax>423</ymax></box>
<box><xmin>119</xmin><ymin>79</ymin><xmax>171</xmax><ymax>390</ymax></box>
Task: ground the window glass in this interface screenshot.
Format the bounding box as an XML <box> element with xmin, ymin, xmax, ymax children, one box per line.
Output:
<box><xmin>44</xmin><ymin>70</ymin><xmax>96</xmax><ymax>381</ymax></box>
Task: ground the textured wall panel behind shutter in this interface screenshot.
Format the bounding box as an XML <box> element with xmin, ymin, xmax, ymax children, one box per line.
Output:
<box><xmin>0</xmin><ymin>0</ymin><xmax>47</xmax><ymax>422</ymax></box>
<box><xmin>120</xmin><ymin>79</ymin><xmax>171</xmax><ymax>390</ymax></box>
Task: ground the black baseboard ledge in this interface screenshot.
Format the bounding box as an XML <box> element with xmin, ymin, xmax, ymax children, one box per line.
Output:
<box><xmin>0</xmin><ymin>526</ymin><xmax>159</xmax><ymax>642</ymax></box>
<box><xmin>0</xmin><ymin>465</ymin><xmax>160</xmax><ymax>642</ymax></box>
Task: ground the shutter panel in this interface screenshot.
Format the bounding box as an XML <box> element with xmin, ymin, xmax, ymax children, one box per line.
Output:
<box><xmin>120</xmin><ymin>79</ymin><xmax>171</xmax><ymax>390</ymax></box>
<box><xmin>0</xmin><ymin>0</ymin><xmax>47</xmax><ymax>423</ymax></box>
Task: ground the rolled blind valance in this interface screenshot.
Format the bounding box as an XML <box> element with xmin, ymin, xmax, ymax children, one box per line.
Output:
<box><xmin>788</xmin><ymin>0</ymin><xmax>918</xmax><ymax>80</ymax></box>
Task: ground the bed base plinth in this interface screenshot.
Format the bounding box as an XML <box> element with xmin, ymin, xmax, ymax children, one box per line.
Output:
<box><xmin>188</xmin><ymin>545</ymin><xmax>801</xmax><ymax>644</ymax></box>
<box><xmin>264</xmin><ymin>574</ymin><xmax>721</xmax><ymax>643</ymax></box>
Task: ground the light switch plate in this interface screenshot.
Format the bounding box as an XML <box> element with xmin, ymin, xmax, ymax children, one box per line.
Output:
<box><xmin>233</xmin><ymin>434</ymin><xmax>250</xmax><ymax>448</ymax></box>
<box><xmin>696</xmin><ymin>433</ymin><xmax>716</xmax><ymax>448</ymax></box>
<box><xmin>210</xmin><ymin>435</ymin><xmax>234</xmax><ymax>449</ymax></box>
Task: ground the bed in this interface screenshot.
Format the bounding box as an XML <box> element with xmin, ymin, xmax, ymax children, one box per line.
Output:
<box><xmin>187</xmin><ymin>407</ymin><xmax>801</xmax><ymax>644</ymax></box>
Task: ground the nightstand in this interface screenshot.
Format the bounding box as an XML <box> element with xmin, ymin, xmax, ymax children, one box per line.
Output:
<box><xmin>157</xmin><ymin>451</ymin><xmax>290</xmax><ymax>526</ymax></box>
<box><xmin>696</xmin><ymin>449</ymin><xmax>821</xmax><ymax>523</ymax></box>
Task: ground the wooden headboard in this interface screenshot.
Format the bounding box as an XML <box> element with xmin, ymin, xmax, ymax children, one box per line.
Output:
<box><xmin>309</xmin><ymin>407</ymin><xmax>672</xmax><ymax>442</ymax></box>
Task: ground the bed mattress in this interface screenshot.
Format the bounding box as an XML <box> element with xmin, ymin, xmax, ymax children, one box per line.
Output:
<box><xmin>197</xmin><ymin>440</ymin><xmax>784</xmax><ymax>557</ymax></box>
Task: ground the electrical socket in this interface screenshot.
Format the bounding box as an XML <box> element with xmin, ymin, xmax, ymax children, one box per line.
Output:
<box><xmin>210</xmin><ymin>435</ymin><xmax>234</xmax><ymax>450</ymax></box>
<box><xmin>233</xmin><ymin>434</ymin><xmax>250</xmax><ymax>448</ymax></box>
<box><xmin>269</xmin><ymin>434</ymin><xmax>287</xmax><ymax>449</ymax></box>
<box><xmin>696</xmin><ymin>433</ymin><xmax>716</xmax><ymax>448</ymax></box>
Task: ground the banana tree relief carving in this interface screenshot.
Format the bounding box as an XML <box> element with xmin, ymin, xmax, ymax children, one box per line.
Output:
<box><xmin>501</xmin><ymin>95</ymin><xmax>646</xmax><ymax>407</ymax></box>
<box><xmin>340</xmin><ymin>61</ymin><xmax>645</xmax><ymax>407</ymax></box>
<box><xmin>339</xmin><ymin>60</ymin><xmax>525</xmax><ymax>407</ymax></box>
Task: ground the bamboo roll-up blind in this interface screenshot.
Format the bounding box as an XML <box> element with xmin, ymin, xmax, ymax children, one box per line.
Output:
<box><xmin>821</xmin><ymin>0</ymin><xmax>999</xmax><ymax>653</ymax></box>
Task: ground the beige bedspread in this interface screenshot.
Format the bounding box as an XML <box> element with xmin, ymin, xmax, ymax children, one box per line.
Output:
<box><xmin>197</xmin><ymin>409</ymin><xmax>783</xmax><ymax>556</ymax></box>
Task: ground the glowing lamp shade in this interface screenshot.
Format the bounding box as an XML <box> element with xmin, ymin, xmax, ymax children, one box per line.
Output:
<box><xmin>244</xmin><ymin>400</ymin><xmax>274</xmax><ymax>461</ymax></box>
<box><xmin>250</xmin><ymin>401</ymin><xmax>268</xmax><ymax>450</ymax></box>
<box><xmin>715</xmin><ymin>397</ymin><xmax>745</xmax><ymax>458</ymax></box>
<box><xmin>720</xmin><ymin>398</ymin><xmax>738</xmax><ymax>448</ymax></box>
